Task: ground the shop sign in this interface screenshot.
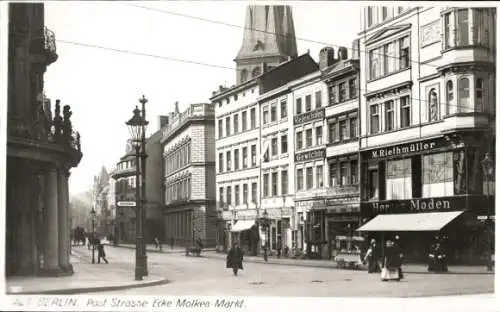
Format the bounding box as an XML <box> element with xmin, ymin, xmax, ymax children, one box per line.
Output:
<box><xmin>361</xmin><ymin>196</ymin><xmax>460</xmax><ymax>215</ymax></box>
<box><xmin>294</xmin><ymin>108</ymin><xmax>324</xmax><ymax>125</ymax></box>
<box><xmin>365</xmin><ymin>138</ymin><xmax>447</xmax><ymax>160</ymax></box>
<box><xmin>297</xmin><ymin>199</ymin><xmax>325</xmax><ymax>209</ymax></box>
<box><xmin>295</xmin><ymin>148</ymin><xmax>325</xmax><ymax>162</ymax></box>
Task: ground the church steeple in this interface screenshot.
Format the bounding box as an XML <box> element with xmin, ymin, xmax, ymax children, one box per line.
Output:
<box><xmin>234</xmin><ymin>5</ymin><xmax>298</xmax><ymax>85</ymax></box>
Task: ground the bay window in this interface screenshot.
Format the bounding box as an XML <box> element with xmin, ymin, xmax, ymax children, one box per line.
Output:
<box><xmin>476</xmin><ymin>78</ymin><xmax>484</xmax><ymax>112</ymax></box>
<box><xmin>457</xmin><ymin>9</ymin><xmax>469</xmax><ymax>46</ymax></box>
<box><xmin>444</xmin><ymin>12</ymin><xmax>452</xmax><ymax>49</ymax></box>
<box><xmin>369</xmin><ymin>169</ymin><xmax>379</xmax><ymax>200</ymax></box>
<box><xmin>446</xmin><ymin>81</ymin><xmax>454</xmax><ymax>115</ymax></box>
<box><xmin>422</xmin><ymin>152</ymin><xmax>454</xmax><ymax>197</ymax></box>
<box><xmin>458</xmin><ymin>77</ymin><xmax>470</xmax><ymax>112</ymax></box>
<box><xmin>386</xmin><ymin>158</ymin><xmax>412</xmax><ymax>200</ymax></box>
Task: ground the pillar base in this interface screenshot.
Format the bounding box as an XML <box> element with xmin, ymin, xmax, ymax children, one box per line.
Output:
<box><xmin>60</xmin><ymin>264</ymin><xmax>74</xmax><ymax>274</ymax></box>
<box><xmin>37</xmin><ymin>267</ymin><xmax>64</xmax><ymax>277</ymax></box>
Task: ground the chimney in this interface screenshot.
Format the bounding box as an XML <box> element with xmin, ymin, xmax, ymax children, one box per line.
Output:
<box><xmin>351</xmin><ymin>39</ymin><xmax>360</xmax><ymax>60</ymax></box>
<box><xmin>338</xmin><ymin>46</ymin><xmax>348</xmax><ymax>60</ymax></box>
<box><xmin>319</xmin><ymin>47</ymin><xmax>335</xmax><ymax>70</ymax></box>
<box><xmin>157</xmin><ymin>115</ymin><xmax>169</xmax><ymax>130</ymax></box>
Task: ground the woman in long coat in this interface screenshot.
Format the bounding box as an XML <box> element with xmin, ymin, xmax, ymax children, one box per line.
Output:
<box><xmin>381</xmin><ymin>240</ymin><xmax>401</xmax><ymax>281</ymax></box>
<box><xmin>226</xmin><ymin>243</ymin><xmax>244</xmax><ymax>276</ymax></box>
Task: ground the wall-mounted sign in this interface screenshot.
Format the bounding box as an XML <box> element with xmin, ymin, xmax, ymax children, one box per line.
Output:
<box><xmin>297</xmin><ymin>199</ymin><xmax>326</xmax><ymax>209</ymax></box>
<box><xmin>295</xmin><ymin>148</ymin><xmax>326</xmax><ymax>162</ymax></box>
<box><xmin>421</xmin><ymin>20</ymin><xmax>441</xmax><ymax>47</ymax></box>
<box><xmin>117</xmin><ymin>201</ymin><xmax>136</xmax><ymax>207</ymax></box>
<box><xmin>294</xmin><ymin>108</ymin><xmax>325</xmax><ymax>125</ymax></box>
<box><xmin>364</xmin><ymin>138</ymin><xmax>447</xmax><ymax>160</ymax></box>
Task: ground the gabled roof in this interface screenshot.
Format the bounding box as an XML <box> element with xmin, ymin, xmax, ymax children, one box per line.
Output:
<box><xmin>365</xmin><ymin>24</ymin><xmax>411</xmax><ymax>46</ymax></box>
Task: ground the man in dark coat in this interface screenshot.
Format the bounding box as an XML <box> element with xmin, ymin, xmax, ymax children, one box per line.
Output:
<box><xmin>97</xmin><ymin>239</ymin><xmax>108</xmax><ymax>264</ymax></box>
<box><xmin>226</xmin><ymin>242</ymin><xmax>244</xmax><ymax>276</ymax></box>
<box><xmin>394</xmin><ymin>235</ymin><xmax>404</xmax><ymax>279</ymax></box>
<box><xmin>364</xmin><ymin>239</ymin><xmax>381</xmax><ymax>273</ymax></box>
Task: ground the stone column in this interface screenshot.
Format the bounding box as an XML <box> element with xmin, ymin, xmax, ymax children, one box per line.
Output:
<box><xmin>58</xmin><ymin>168</ymin><xmax>73</xmax><ymax>274</ymax></box>
<box><xmin>41</xmin><ymin>166</ymin><xmax>60</xmax><ymax>276</ymax></box>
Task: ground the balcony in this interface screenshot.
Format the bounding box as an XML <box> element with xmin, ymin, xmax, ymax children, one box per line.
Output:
<box><xmin>161</xmin><ymin>103</ymin><xmax>214</xmax><ymax>142</ymax></box>
<box><xmin>111</xmin><ymin>166</ymin><xmax>136</xmax><ymax>179</ymax></box>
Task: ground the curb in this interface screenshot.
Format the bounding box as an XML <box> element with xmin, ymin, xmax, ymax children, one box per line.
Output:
<box><xmin>105</xmin><ymin>243</ymin><xmax>216</xmax><ymax>254</ymax></box>
<box><xmin>8</xmin><ymin>278</ymin><xmax>171</xmax><ymax>295</ymax></box>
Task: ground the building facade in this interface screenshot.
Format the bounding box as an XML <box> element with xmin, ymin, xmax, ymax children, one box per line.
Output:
<box><xmin>6</xmin><ymin>3</ymin><xmax>82</xmax><ymax>276</ymax></box>
<box><xmin>161</xmin><ymin>103</ymin><xmax>217</xmax><ymax>247</ymax></box>
<box><xmin>358</xmin><ymin>6</ymin><xmax>496</xmax><ymax>263</ymax></box>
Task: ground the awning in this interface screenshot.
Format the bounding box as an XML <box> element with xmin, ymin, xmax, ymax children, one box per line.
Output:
<box><xmin>356</xmin><ymin>211</ymin><xmax>465</xmax><ymax>232</ymax></box>
<box><xmin>231</xmin><ymin>220</ymin><xmax>256</xmax><ymax>232</ymax></box>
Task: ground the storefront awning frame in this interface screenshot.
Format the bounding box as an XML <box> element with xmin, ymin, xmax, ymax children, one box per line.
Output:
<box><xmin>356</xmin><ymin>211</ymin><xmax>465</xmax><ymax>232</ymax></box>
<box><xmin>230</xmin><ymin>220</ymin><xmax>256</xmax><ymax>232</ymax></box>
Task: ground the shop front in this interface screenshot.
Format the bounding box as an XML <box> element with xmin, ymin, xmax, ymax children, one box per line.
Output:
<box><xmin>296</xmin><ymin>199</ymin><xmax>327</xmax><ymax>258</ymax></box>
<box><xmin>325</xmin><ymin>196</ymin><xmax>361</xmax><ymax>259</ymax></box>
<box><xmin>358</xmin><ymin>135</ymin><xmax>495</xmax><ymax>264</ymax></box>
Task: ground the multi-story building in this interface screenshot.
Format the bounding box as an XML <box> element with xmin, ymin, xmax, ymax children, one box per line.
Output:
<box><xmin>161</xmin><ymin>103</ymin><xmax>216</xmax><ymax>247</ymax></box>
<box><xmin>92</xmin><ymin>166</ymin><xmax>110</xmax><ymax>236</ymax></box>
<box><xmin>6</xmin><ymin>3</ymin><xmax>82</xmax><ymax>276</ymax></box>
<box><xmin>357</xmin><ymin>6</ymin><xmax>496</xmax><ymax>263</ymax></box>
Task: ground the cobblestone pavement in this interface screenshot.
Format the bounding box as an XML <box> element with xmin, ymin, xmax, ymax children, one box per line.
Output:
<box><xmin>87</xmin><ymin>246</ymin><xmax>494</xmax><ymax>297</ymax></box>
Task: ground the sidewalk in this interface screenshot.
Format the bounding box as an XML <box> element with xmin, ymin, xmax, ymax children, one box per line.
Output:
<box><xmin>6</xmin><ymin>250</ymin><xmax>169</xmax><ymax>295</ymax></box>
<box><xmin>103</xmin><ymin>242</ymin><xmax>216</xmax><ymax>254</ymax></box>
<box><xmin>107</xmin><ymin>243</ymin><xmax>493</xmax><ymax>275</ymax></box>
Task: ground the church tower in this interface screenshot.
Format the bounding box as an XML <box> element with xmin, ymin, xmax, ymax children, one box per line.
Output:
<box><xmin>235</xmin><ymin>5</ymin><xmax>298</xmax><ymax>85</ymax></box>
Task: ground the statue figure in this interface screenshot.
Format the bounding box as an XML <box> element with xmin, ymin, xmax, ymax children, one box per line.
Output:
<box><xmin>53</xmin><ymin>100</ymin><xmax>63</xmax><ymax>142</ymax></box>
<box><xmin>175</xmin><ymin>101</ymin><xmax>180</xmax><ymax>115</ymax></box>
<box><xmin>429</xmin><ymin>91</ymin><xmax>438</xmax><ymax>121</ymax></box>
<box><xmin>63</xmin><ymin>104</ymin><xmax>73</xmax><ymax>139</ymax></box>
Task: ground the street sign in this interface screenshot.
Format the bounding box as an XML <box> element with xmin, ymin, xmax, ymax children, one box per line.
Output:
<box><xmin>117</xmin><ymin>201</ymin><xmax>136</xmax><ymax>207</ymax></box>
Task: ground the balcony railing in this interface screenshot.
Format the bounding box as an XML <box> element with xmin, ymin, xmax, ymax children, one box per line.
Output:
<box><xmin>162</xmin><ymin>103</ymin><xmax>214</xmax><ymax>141</ymax></box>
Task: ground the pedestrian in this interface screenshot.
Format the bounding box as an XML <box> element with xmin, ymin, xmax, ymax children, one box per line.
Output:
<box><xmin>170</xmin><ymin>236</ymin><xmax>175</xmax><ymax>250</ymax></box>
<box><xmin>394</xmin><ymin>235</ymin><xmax>404</xmax><ymax>279</ymax></box>
<box><xmin>226</xmin><ymin>242</ymin><xmax>244</xmax><ymax>276</ymax></box>
<box><xmin>154</xmin><ymin>237</ymin><xmax>160</xmax><ymax>249</ymax></box>
<box><xmin>97</xmin><ymin>239</ymin><xmax>109</xmax><ymax>264</ymax></box>
<box><xmin>381</xmin><ymin>239</ymin><xmax>401</xmax><ymax>282</ymax></box>
<box><xmin>263</xmin><ymin>243</ymin><xmax>268</xmax><ymax>262</ymax></box>
<box><xmin>363</xmin><ymin>239</ymin><xmax>381</xmax><ymax>273</ymax></box>
<box><xmin>277</xmin><ymin>239</ymin><xmax>282</xmax><ymax>259</ymax></box>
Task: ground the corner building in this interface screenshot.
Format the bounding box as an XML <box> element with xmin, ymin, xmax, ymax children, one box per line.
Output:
<box><xmin>357</xmin><ymin>6</ymin><xmax>496</xmax><ymax>263</ymax></box>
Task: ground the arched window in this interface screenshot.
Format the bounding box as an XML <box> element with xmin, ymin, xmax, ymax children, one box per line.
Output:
<box><xmin>251</xmin><ymin>67</ymin><xmax>261</xmax><ymax>78</ymax></box>
<box><xmin>476</xmin><ymin>78</ymin><xmax>484</xmax><ymax>112</ymax></box>
<box><xmin>429</xmin><ymin>89</ymin><xmax>439</xmax><ymax>121</ymax></box>
<box><xmin>458</xmin><ymin>77</ymin><xmax>470</xmax><ymax>112</ymax></box>
<box><xmin>240</xmin><ymin>69</ymin><xmax>248</xmax><ymax>83</ymax></box>
<box><xmin>446</xmin><ymin>81</ymin><xmax>454</xmax><ymax>115</ymax></box>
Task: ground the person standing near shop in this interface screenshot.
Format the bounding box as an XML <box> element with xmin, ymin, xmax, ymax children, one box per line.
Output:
<box><xmin>394</xmin><ymin>235</ymin><xmax>404</xmax><ymax>279</ymax></box>
<box><xmin>364</xmin><ymin>239</ymin><xmax>381</xmax><ymax>273</ymax></box>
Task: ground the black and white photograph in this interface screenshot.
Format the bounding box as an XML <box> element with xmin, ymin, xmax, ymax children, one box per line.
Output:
<box><xmin>0</xmin><ymin>1</ymin><xmax>497</xmax><ymax>311</ymax></box>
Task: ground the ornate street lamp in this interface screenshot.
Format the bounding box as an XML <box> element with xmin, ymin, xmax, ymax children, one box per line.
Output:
<box><xmin>126</xmin><ymin>104</ymin><xmax>149</xmax><ymax>281</ymax></box>
<box><xmin>90</xmin><ymin>207</ymin><xmax>96</xmax><ymax>264</ymax></box>
<box><xmin>481</xmin><ymin>152</ymin><xmax>494</xmax><ymax>272</ymax></box>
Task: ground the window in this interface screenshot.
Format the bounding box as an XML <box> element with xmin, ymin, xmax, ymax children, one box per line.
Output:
<box><xmin>369</xmin><ymin>169</ymin><xmax>379</xmax><ymax>200</ymax></box>
<box><xmin>329</xmin><ymin>121</ymin><xmax>337</xmax><ymax>143</ymax></box>
<box><xmin>226</xmin><ymin>186</ymin><xmax>232</xmax><ymax>205</ymax></box>
<box><xmin>234</xmin><ymin>149</ymin><xmax>239</xmax><ymax>170</ymax></box>
<box><xmin>315</xmin><ymin>91</ymin><xmax>322</xmax><ymax>108</ymax></box>
<box><xmin>235</xmin><ymin>185</ymin><xmax>240</xmax><ymax>205</ymax></box>
<box><xmin>458</xmin><ymin>78</ymin><xmax>470</xmax><ymax>113</ymax></box>
<box><xmin>263</xmin><ymin>173</ymin><xmax>269</xmax><ymax>197</ymax></box>
<box><xmin>398</xmin><ymin>7</ymin><xmax>403</xmax><ymax>14</ymax></box>
<box><xmin>242</xmin><ymin>147</ymin><xmax>248</xmax><ymax>169</ymax></box>
<box><xmin>385</xmin><ymin>100</ymin><xmax>395</xmax><ymax>130</ymax></box>
<box><xmin>218</xmin><ymin>120</ymin><xmax>223</xmax><ymax>138</ymax></box>
<box><xmin>243</xmin><ymin>184</ymin><xmax>248</xmax><ymax>203</ymax></box>
<box><xmin>350</xmin><ymin>160</ymin><xmax>358</xmax><ymax>184</ymax></box>
<box><xmin>271</xmin><ymin>138</ymin><xmax>278</xmax><ymax>156</ymax></box>
<box><xmin>251</xmin><ymin>145</ymin><xmax>257</xmax><ymax>166</ymax></box>
<box><xmin>296</xmin><ymin>98</ymin><xmax>302</xmax><ymax>114</ymax></box>
<box><xmin>384</xmin><ymin>42</ymin><xmax>398</xmax><ymax>74</ymax></box>
<box><xmin>306</xmin><ymin>167</ymin><xmax>313</xmax><ymax>189</ymax></box>
<box><xmin>349</xmin><ymin>117</ymin><xmax>358</xmax><ymax>138</ymax></box>
<box><xmin>422</xmin><ymin>152</ymin><xmax>454</xmax><ymax>197</ymax></box>
<box><xmin>271</xmin><ymin>104</ymin><xmax>277</xmax><ymax>122</ymax></box>
<box><xmin>233</xmin><ymin>114</ymin><xmax>239</xmax><ymax>134</ymax></box>
<box><xmin>280</xmin><ymin>99</ymin><xmax>287</xmax><ymax>118</ymax></box>
<box><xmin>444</xmin><ymin>12</ymin><xmax>452</xmax><ymax>49</ymax></box>
<box><xmin>316</xmin><ymin>165</ymin><xmax>324</xmax><ymax>188</ymax></box>
<box><xmin>399</xmin><ymin>36</ymin><xmax>410</xmax><ymax>69</ymax></box>
<box><xmin>316</xmin><ymin>126</ymin><xmax>323</xmax><ymax>145</ymax></box>
<box><xmin>339</xmin><ymin>119</ymin><xmax>348</xmax><ymax>140</ymax></box>
<box><xmin>329</xmin><ymin>85</ymin><xmax>338</xmax><ymax>104</ymax></box>
<box><xmin>348</xmin><ymin>79</ymin><xmax>357</xmax><ymax>98</ymax></box>
<box><xmin>340</xmin><ymin>162</ymin><xmax>348</xmax><ymax>186</ymax></box>
<box><xmin>263</xmin><ymin>106</ymin><xmax>269</xmax><ymax>124</ymax></box>
<box><xmin>234</xmin><ymin>94</ymin><xmax>238</xmax><ymax>101</ymax></box>
<box><xmin>369</xmin><ymin>48</ymin><xmax>382</xmax><ymax>79</ymax></box>
<box><xmin>250</xmin><ymin>108</ymin><xmax>256</xmax><ymax>128</ymax></box>
<box><xmin>382</xmin><ymin>7</ymin><xmax>388</xmax><ymax>20</ymax></box>
<box><xmin>281</xmin><ymin>170</ymin><xmax>288</xmax><ymax>195</ymax></box>
<box><xmin>305</xmin><ymin>95</ymin><xmax>312</xmax><ymax>112</ymax></box>
<box><xmin>306</xmin><ymin>129</ymin><xmax>313</xmax><ymax>147</ymax></box>
<box><xmin>225</xmin><ymin>117</ymin><xmax>230</xmax><ymax>136</ymax></box>
<box><xmin>219</xmin><ymin>187</ymin><xmax>224</xmax><ymax>205</ymax></box>
<box><xmin>370</xmin><ymin>104</ymin><xmax>379</xmax><ymax>134</ymax></box>
<box><xmin>219</xmin><ymin>153</ymin><xmax>223</xmax><ymax>173</ymax></box>
<box><xmin>339</xmin><ymin>82</ymin><xmax>347</xmax><ymax>102</ymax></box>
<box><xmin>446</xmin><ymin>81</ymin><xmax>454</xmax><ymax>115</ymax></box>
<box><xmin>272</xmin><ymin>172</ymin><xmax>278</xmax><ymax>196</ymax></box>
<box><xmin>297</xmin><ymin>168</ymin><xmax>304</xmax><ymax>190</ymax></box>
<box><xmin>400</xmin><ymin>96</ymin><xmax>411</xmax><ymax>128</ymax></box>
<box><xmin>242</xmin><ymin>111</ymin><xmax>247</xmax><ymax>131</ymax></box>
<box><xmin>457</xmin><ymin>9</ymin><xmax>469</xmax><ymax>46</ymax></box>
<box><xmin>429</xmin><ymin>90</ymin><xmax>439</xmax><ymax>121</ymax></box>
<box><xmin>296</xmin><ymin>131</ymin><xmax>303</xmax><ymax>149</ymax></box>
<box><xmin>386</xmin><ymin>158</ymin><xmax>412</xmax><ymax>200</ymax></box>
<box><xmin>367</xmin><ymin>7</ymin><xmax>373</xmax><ymax>27</ymax></box>
<box><xmin>476</xmin><ymin>78</ymin><xmax>484</xmax><ymax>112</ymax></box>
<box><xmin>281</xmin><ymin>134</ymin><xmax>288</xmax><ymax>154</ymax></box>
<box><xmin>251</xmin><ymin>182</ymin><xmax>257</xmax><ymax>203</ymax></box>
<box><xmin>226</xmin><ymin>151</ymin><xmax>231</xmax><ymax>171</ymax></box>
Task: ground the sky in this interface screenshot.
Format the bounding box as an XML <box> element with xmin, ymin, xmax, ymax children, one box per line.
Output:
<box><xmin>43</xmin><ymin>1</ymin><xmax>360</xmax><ymax>196</ymax></box>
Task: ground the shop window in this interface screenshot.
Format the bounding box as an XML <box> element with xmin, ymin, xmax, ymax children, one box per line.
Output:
<box><xmin>316</xmin><ymin>126</ymin><xmax>323</xmax><ymax>145</ymax></box>
<box><xmin>422</xmin><ymin>152</ymin><xmax>454</xmax><ymax>197</ymax></box>
<box><xmin>476</xmin><ymin>78</ymin><xmax>484</xmax><ymax>112</ymax></box>
<box><xmin>370</xmin><ymin>104</ymin><xmax>380</xmax><ymax>134</ymax></box>
<box><xmin>316</xmin><ymin>165</ymin><xmax>324</xmax><ymax>188</ymax></box>
<box><xmin>385</xmin><ymin>100</ymin><xmax>395</xmax><ymax>130</ymax></box>
<box><xmin>272</xmin><ymin>172</ymin><xmax>278</xmax><ymax>196</ymax></box>
<box><xmin>234</xmin><ymin>149</ymin><xmax>239</xmax><ymax>170</ymax></box>
<box><xmin>399</xmin><ymin>36</ymin><xmax>410</xmax><ymax>69</ymax></box>
<box><xmin>280</xmin><ymin>99</ymin><xmax>287</xmax><ymax>118</ymax></box>
<box><xmin>296</xmin><ymin>98</ymin><xmax>302</xmax><ymax>114</ymax></box>
<box><xmin>315</xmin><ymin>91</ymin><xmax>322</xmax><ymax>108</ymax></box>
<box><xmin>235</xmin><ymin>185</ymin><xmax>240</xmax><ymax>205</ymax></box>
<box><xmin>305</xmin><ymin>95</ymin><xmax>312</xmax><ymax>112</ymax></box>
<box><xmin>386</xmin><ymin>158</ymin><xmax>412</xmax><ymax>200</ymax></box>
<box><xmin>297</xmin><ymin>168</ymin><xmax>304</xmax><ymax>190</ymax></box>
<box><xmin>281</xmin><ymin>170</ymin><xmax>288</xmax><ymax>195</ymax></box>
<box><xmin>296</xmin><ymin>131</ymin><xmax>303</xmax><ymax>150</ymax></box>
<box><xmin>263</xmin><ymin>173</ymin><xmax>269</xmax><ymax>197</ymax></box>
<box><xmin>306</xmin><ymin>167</ymin><xmax>313</xmax><ymax>189</ymax></box>
<box><xmin>446</xmin><ymin>81</ymin><xmax>454</xmax><ymax>115</ymax></box>
<box><xmin>281</xmin><ymin>134</ymin><xmax>288</xmax><ymax>154</ymax></box>
<box><xmin>330</xmin><ymin>163</ymin><xmax>337</xmax><ymax>186</ymax></box>
<box><xmin>429</xmin><ymin>89</ymin><xmax>439</xmax><ymax>121</ymax></box>
<box><xmin>458</xmin><ymin>77</ymin><xmax>470</xmax><ymax>113</ymax></box>
<box><xmin>369</xmin><ymin>169</ymin><xmax>379</xmax><ymax>200</ymax></box>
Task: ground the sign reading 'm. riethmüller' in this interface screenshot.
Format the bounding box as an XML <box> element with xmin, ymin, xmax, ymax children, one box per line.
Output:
<box><xmin>366</xmin><ymin>138</ymin><xmax>447</xmax><ymax>160</ymax></box>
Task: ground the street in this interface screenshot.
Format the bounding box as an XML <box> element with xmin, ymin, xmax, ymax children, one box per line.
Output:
<box><xmin>73</xmin><ymin>246</ymin><xmax>493</xmax><ymax>297</ymax></box>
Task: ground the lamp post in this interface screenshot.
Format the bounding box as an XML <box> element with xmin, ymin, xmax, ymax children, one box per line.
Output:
<box><xmin>261</xmin><ymin>209</ymin><xmax>270</xmax><ymax>261</ymax></box>
<box><xmin>90</xmin><ymin>207</ymin><xmax>96</xmax><ymax>264</ymax></box>
<box><xmin>126</xmin><ymin>103</ymin><xmax>149</xmax><ymax>281</ymax></box>
<box><xmin>481</xmin><ymin>152</ymin><xmax>494</xmax><ymax>272</ymax></box>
